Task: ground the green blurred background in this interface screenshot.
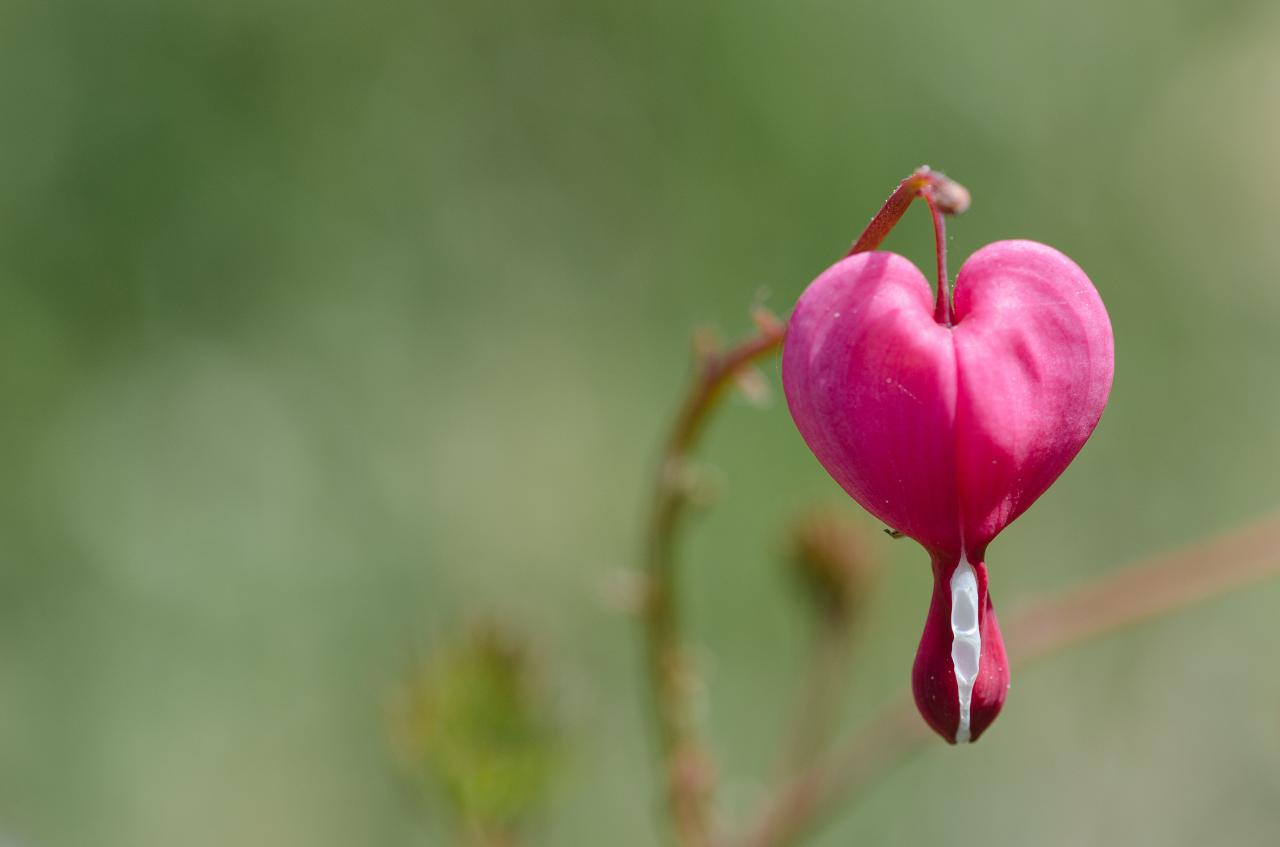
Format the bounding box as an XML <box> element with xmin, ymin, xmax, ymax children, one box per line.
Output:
<box><xmin>4</xmin><ymin>0</ymin><xmax>1280</xmax><ymax>844</ymax></box>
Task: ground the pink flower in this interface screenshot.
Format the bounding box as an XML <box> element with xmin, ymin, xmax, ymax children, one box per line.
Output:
<box><xmin>782</xmin><ymin>240</ymin><xmax>1114</xmax><ymax>743</ymax></box>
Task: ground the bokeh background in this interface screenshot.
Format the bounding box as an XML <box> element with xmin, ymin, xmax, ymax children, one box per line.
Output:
<box><xmin>4</xmin><ymin>0</ymin><xmax>1280</xmax><ymax>844</ymax></box>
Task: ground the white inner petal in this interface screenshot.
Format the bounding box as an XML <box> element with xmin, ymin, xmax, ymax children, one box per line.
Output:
<box><xmin>949</xmin><ymin>557</ymin><xmax>981</xmax><ymax>744</ymax></box>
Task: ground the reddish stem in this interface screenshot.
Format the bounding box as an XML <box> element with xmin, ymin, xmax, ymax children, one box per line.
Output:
<box><xmin>846</xmin><ymin>166</ymin><xmax>964</xmax><ymax>327</ymax></box>
<box><xmin>846</xmin><ymin>171</ymin><xmax>933</xmax><ymax>256</ymax></box>
<box><xmin>644</xmin><ymin>319</ymin><xmax>788</xmax><ymax>847</ymax></box>
<box><xmin>922</xmin><ymin>190</ymin><xmax>952</xmax><ymax>326</ymax></box>
<box><xmin>846</xmin><ymin>166</ymin><xmax>969</xmax><ymax>257</ymax></box>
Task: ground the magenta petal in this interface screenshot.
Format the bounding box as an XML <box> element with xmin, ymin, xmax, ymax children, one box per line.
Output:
<box><xmin>952</xmin><ymin>240</ymin><xmax>1114</xmax><ymax>554</ymax></box>
<box><xmin>782</xmin><ymin>252</ymin><xmax>961</xmax><ymax>559</ymax></box>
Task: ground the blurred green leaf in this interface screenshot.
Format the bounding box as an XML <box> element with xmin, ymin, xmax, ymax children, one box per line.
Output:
<box><xmin>394</xmin><ymin>626</ymin><xmax>559</xmax><ymax>840</ymax></box>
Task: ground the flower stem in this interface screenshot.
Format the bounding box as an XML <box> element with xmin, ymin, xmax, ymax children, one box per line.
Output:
<box><xmin>846</xmin><ymin>166</ymin><xmax>969</xmax><ymax>257</ymax></box>
<box><xmin>846</xmin><ymin>166</ymin><xmax>963</xmax><ymax>325</ymax></box>
<box><xmin>644</xmin><ymin>319</ymin><xmax>788</xmax><ymax>847</ymax></box>
<box><xmin>922</xmin><ymin>189</ymin><xmax>952</xmax><ymax>326</ymax></box>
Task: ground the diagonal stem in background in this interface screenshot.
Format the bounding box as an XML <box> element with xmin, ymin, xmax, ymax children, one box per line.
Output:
<box><xmin>778</xmin><ymin>614</ymin><xmax>856</xmax><ymax>778</ymax></box>
<box><xmin>739</xmin><ymin>510</ymin><xmax>1280</xmax><ymax>847</ymax></box>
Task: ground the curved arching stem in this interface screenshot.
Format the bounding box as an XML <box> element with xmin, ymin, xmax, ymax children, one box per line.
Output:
<box><xmin>846</xmin><ymin>166</ymin><xmax>962</xmax><ymax>326</ymax></box>
<box><xmin>846</xmin><ymin>166</ymin><xmax>969</xmax><ymax>257</ymax></box>
<box><xmin>643</xmin><ymin>318</ymin><xmax>787</xmax><ymax>847</ymax></box>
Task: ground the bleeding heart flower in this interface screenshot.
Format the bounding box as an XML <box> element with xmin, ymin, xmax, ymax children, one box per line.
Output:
<box><xmin>783</xmin><ymin>209</ymin><xmax>1114</xmax><ymax>743</ymax></box>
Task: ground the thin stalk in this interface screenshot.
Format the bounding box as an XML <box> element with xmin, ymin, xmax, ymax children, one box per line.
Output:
<box><xmin>644</xmin><ymin>323</ymin><xmax>788</xmax><ymax>847</ymax></box>
<box><xmin>847</xmin><ymin>166</ymin><xmax>969</xmax><ymax>257</ymax></box>
<box><xmin>922</xmin><ymin>189</ymin><xmax>952</xmax><ymax>326</ymax></box>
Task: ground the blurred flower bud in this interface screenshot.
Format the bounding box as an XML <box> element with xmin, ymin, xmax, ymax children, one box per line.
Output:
<box><xmin>751</xmin><ymin>304</ymin><xmax>785</xmax><ymax>337</ymax></box>
<box><xmin>790</xmin><ymin>509</ymin><xmax>878</xmax><ymax>625</ymax></box>
<box><xmin>392</xmin><ymin>624</ymin><xmax>559</xmax><ymax>841</ymax></box>
<box><xmin>691</xmin><ymin>325</ymin><xmax>723</xmax><ymax>367</ymax></box>
<box><xmin>733</xmin><ymin>364</ymin><xmax>772</xmax><ymax>407</ymax></box>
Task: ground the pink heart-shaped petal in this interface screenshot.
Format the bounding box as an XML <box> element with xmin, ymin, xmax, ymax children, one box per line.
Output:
<box><xmin>952</xmin><ymin>241</ymin><xmax>1115</xmax><ymax>557</ymax></box>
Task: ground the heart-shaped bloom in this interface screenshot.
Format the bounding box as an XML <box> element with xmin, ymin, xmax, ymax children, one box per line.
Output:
<box><xmin>782</xmin><ymin>240</ymin><xmax>1114</xmax><ymax>742</ymax></box>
